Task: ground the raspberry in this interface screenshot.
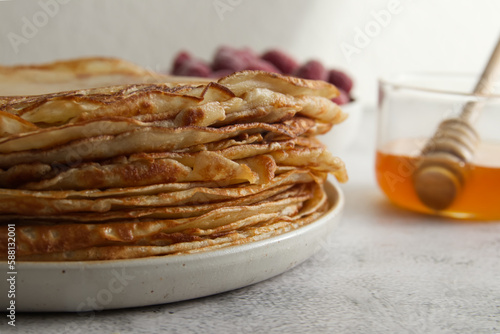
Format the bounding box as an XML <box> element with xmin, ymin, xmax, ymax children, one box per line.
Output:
<box><xmin>171</xmin><ymin>51</ymin><xmax>192</xmax><ymax>74</ymax></box>
<box><xmin>235</xmin><ymin>47</ymin><xmax>258</xmax><ymax>63</ymax></box>
<box><xmin>261</xmin><ymin>49</ymin><xmax>299</xmax><ymax>74</ymax></box>
<box><xmin>332</xmin><ymin>89</ymin><xmax>350</xmax><ymax>105</ymax></box>
<box><xmin>294</xmin><ymin>60</ymin><xmax>327</xmax><ymax>81</ymax></box>
<box><xmin>328</xmin><ymin>69</ymin><xmax>353</xmax><ymax>94</ymax></box>
<box><xmin>245</xmin><ymin>58</ymin><xmax>281</xmax><ymax>73</ymax></box>
<box><xmin>211</xmin><ymin>46</ymin><xmax>248</xmax><ymax>72</ymax></box>
<box><xmin>175</xmin><ymin>58</ymin><xmax>211</xmax><ymax>77</ymax></box>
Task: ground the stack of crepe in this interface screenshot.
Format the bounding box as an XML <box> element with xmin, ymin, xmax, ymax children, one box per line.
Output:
<box><xmin>0</xmin><ymin>58</ymin><xmax>347</xmax><ymax>261</ymax></box>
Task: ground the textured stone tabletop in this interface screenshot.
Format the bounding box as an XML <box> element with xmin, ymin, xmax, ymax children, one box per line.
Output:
<box><xmin>2</xmin><ymin>110</ymin><xmax>500</xmax><ymax>334</ymax></box>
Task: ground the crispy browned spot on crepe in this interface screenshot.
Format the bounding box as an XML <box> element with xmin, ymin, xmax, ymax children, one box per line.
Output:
<box><xmin>0</xmin><ymin>57</ymin><xmax>347</xmax><ymax>261</ymax></box>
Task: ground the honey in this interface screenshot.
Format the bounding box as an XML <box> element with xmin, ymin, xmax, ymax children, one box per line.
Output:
<box><xmin>375</xmin><ymin>138</ymin><xmax>500</xmax><ymax>220</ymax></box>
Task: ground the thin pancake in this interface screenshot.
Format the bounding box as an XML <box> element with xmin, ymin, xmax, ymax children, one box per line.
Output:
<box><xmin>0</xmin><ymin>181</ymin><xmax>328</xmax><ymax>261</ymax></box>
<box><xmin>0</xmin><ymin>57</ymin><xmax>195</xmax><ymax>96</ymax></box>
<box><xmin>0</xmin><ymin>139</ymin><xmax>344</xmax><ymax>190</ymax></box>
<box><xmin>0</xmin><ymin>170</ymin><xmax>322</xmax><ymax>215</ymax></box>
<box><xmin>0</xmin><ymin>184</ymin><xmax>302</xmax><ymax>223</ymax></box>
<box><xmin>0</xmin><ymin>117</ymin><xmax>319</xmax><ymax>167</ymax></box>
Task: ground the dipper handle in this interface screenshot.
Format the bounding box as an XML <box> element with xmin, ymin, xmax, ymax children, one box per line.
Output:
<box><xmin>462</xmin><ymin>36</ymin><xmax>500</xmax><ymax>123</ymax></box>
<box><xmin>414</xmin><ymin>35</ymin><xmax>500</xmax><ymax>211</ymax></box>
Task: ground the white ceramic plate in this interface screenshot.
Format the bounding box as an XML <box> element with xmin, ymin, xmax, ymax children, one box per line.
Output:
<box><xmin>0</xmin><ymin>181</ymin><xmax>343</xmax><ymax>312</ymax></box>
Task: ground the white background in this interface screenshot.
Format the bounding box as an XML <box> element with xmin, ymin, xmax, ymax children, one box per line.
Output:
<box><xmin>1</xmin><ymin>0</ymin><xmax>500</xmax><ymax>105</ymax></box>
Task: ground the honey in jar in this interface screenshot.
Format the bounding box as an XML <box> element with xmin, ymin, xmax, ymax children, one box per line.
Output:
<box><xmin>376</xmin><ymin>138</ymin><xmax>500</xmax><ymax>220</ymax></box>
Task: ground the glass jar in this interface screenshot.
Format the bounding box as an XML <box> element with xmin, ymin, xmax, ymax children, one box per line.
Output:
<box><xmin>376</xmin><ymin>73</ymin><xmax>500</xmax><ymax>220</ymax></box>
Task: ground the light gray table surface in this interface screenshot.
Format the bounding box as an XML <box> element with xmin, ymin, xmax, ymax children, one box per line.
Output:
<box><xmin>2</xmin><ymin>109</ymin><xmax>499</xmax><ymax>334</ymax></box>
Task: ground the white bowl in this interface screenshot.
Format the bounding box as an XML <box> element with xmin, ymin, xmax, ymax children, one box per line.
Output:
<box><xmin>318</xmin><ymin>99</ymin><xmax>363</xmax><ymax>154</ymax></box>
<box><xmin>0</xmin><ymin>181</ymin><xmax>344</xmax><ymax>312</ymax></box>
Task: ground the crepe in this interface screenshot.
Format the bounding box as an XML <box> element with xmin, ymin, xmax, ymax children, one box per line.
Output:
<box><xmin>0</xmin><ymin>57</ymin><xmax>348</xmax><ymax>261</ymax></box>
<box><xmin>0</xmin><ymin>138</ymin><xmax>346</xmax><ymax>190</ymax></box>
<box><xmin>3</xmin><ymin>181</ymin><xmax>328</xmax><ymax>261</ymax></box>
<box><xmin>0</xmin><ymin>57</ymin><xmax>207</xmax><ymax>96</ymax></box>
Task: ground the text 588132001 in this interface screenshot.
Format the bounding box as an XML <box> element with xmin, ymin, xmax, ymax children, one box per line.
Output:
<box><xmin>6</xmin><ymin>223</ymin><xmax>16</xmax><ymax>327</ymax></box>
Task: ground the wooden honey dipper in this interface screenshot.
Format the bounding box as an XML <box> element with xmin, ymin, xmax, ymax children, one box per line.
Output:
<box><xmin>413</xmin><ymin>36</ymin><xmax>500</xmax><ymax>211</ymax></box>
